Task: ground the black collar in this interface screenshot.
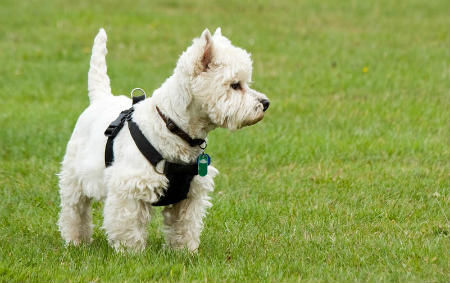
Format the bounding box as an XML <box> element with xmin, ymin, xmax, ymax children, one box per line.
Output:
<box><xmin>156</xmin><ymin>106</ymin><xmax>206</xmax><ymax>147</ymax></box>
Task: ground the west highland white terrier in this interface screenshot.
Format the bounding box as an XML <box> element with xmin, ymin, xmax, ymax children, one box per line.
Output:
<box><xmin>57</xmin><ymin>28</ymin><xmax>269</xmax><ymax>252</ymax></box>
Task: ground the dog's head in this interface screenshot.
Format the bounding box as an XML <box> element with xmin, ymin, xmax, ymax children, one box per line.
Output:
<box><xmin>175</xmin><ymin>28</ymin><xmax>269</xmax><ymax>130</ymax></box>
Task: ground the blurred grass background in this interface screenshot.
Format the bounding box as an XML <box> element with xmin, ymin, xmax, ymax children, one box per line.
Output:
<box><xmin>0</xmin><ymin>0</ymin><xmax>449</xmax><ymax>282</ymax></box>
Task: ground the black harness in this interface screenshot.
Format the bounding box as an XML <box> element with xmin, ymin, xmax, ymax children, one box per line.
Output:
<box><xmin>104</xmin><ymin>95</ymin><xmax>200</xmax><ymax>206</ymax></box>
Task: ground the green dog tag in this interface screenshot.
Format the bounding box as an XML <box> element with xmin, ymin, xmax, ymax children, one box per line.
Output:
<box><xmin>197</xmin><ymin>153</ymin><xmax>211</xmax><ymax>177</ymax></box>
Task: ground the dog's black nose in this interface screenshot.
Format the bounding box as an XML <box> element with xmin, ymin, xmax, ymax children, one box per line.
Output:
<box><xmin>259</xmin><ymin>99</ymin><xmax>270</xmax><ymax>112</ymax></box>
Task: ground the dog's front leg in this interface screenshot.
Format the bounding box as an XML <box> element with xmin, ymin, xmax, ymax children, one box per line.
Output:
<box><xmin>102</xmin><ymin>191</ymin><xmax>151</xmax><ymax>253</ymax></box>
<box><xmin>162</xmin><ymin>197</ymin><xmax>209</xmax><ymax>252</ymax></box>
<box><xmin>162</xmin><ymin>170</ymin><xmax>217</xmax><ymax>252</ymax></box>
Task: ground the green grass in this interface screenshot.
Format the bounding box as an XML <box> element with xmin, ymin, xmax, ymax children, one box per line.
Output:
<box><xmin>1</xmin><ymin>0</ymin><xmax>449</xmax><ymax>282</ymax></box>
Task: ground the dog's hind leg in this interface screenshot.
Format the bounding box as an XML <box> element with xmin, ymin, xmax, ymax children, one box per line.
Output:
<box><xmin>57</xmin><ymin>172</ymin><xmax>93</xmax><ymax>245</ymax></box>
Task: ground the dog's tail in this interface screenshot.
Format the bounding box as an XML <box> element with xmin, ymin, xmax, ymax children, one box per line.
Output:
<box><xmin>88</xmin><ymin>28</ymin><xmax>112</xmax><ymax>104</ymax></box>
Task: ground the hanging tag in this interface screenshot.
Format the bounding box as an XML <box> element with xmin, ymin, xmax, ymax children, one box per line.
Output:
<box><xmin>197</xmin><ymin>153</ymin><xmax>211</xmax><ymax>177</ymax></box>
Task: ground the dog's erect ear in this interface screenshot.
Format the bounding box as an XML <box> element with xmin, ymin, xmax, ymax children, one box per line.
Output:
<box><xmin>200</xmin><ymin>29</ymin><xmax>213</xmax><ymax>72</ymax></box>
<box><xmin>214</xmin><ymin>27</ymin><xmax>222</xmax><ymax>37</ymax></box>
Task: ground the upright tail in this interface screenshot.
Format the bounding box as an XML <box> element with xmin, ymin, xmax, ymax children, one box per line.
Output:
<box><xmin>88</xmin><ymin>28</ymin><xmax>112</xmax><ymax>104</ymax></box>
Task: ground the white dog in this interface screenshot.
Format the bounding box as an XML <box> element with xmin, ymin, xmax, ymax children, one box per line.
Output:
<box><xmin>57</xmin><ymin>28</ymin><xmax>269</xmax><ymax>252</ymax></box>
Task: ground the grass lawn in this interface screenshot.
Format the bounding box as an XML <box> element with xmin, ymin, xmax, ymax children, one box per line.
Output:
<box><xmin>1</xmin><ymin>0</ymin><xmax>449</xmax><ymax>282</ymax></box>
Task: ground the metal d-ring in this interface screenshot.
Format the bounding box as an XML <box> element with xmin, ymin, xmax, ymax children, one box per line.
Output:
<box><xmin>199</xmin><ymin>141</ymin><xmax>207</xmax><ymax>150</ymax></box>
<box><xmin>130</xmin><ymin>88</ymin><xmax>147</xmax><ymax>99</ymax></box>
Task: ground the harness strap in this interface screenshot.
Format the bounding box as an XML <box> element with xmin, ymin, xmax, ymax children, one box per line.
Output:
<box><xmin>127</xmin><ymin>119</ymin><xmax>163</xmax><ymax>167</ymax></box>
<box><xmin>165</xmin><ymin>162</ymin><xmax>197</xmax><ymax>175</ymax></box>
<box><xmin>132</xmin><ymin>95</ymin><xmax>145</xmax><ymax>105</ymax></box>
<box><xmin>128</xmin><ymin>120</ymin><xmax>198</xmax><ymax>176</ymax></box>
<box><xmin>105</xmin><ymin>138</ymin><xmax>114</xmax><ymax>167</ymax></box>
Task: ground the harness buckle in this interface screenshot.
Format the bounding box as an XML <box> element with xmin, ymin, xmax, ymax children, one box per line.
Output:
<box><xmin>104</xmin><ymin>109</ymin><xmax>134</xmax><ymax>137</ymax></box>
<box><xmin>104</xmin><ymin>126</ymin><xmax>119</xmax><ymax>137</ymax></box>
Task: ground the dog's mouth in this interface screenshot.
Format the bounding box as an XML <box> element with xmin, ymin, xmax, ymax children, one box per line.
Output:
<box><xmin>240</xmin><ymin>113</ymin><xmax>265</xmax><ymax>128</ymax></box>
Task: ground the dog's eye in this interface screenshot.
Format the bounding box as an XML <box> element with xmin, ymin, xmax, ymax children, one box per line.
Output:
<box><xmin>230</xmin><ymin>82</ymin><xmax>241</xmax><ymax>90</ymax></box>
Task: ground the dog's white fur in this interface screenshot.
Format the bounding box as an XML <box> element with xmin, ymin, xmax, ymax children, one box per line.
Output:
<box><xmin>58</xmin><ymin>28</ymin><xmax>269</xmax><ymax>252</ymax></box>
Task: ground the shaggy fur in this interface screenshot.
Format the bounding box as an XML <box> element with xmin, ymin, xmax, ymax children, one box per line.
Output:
<box><xmin>57</xmin><ymin>28</ymin><xmax>269</xmax><ymax>252</ymax></box>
